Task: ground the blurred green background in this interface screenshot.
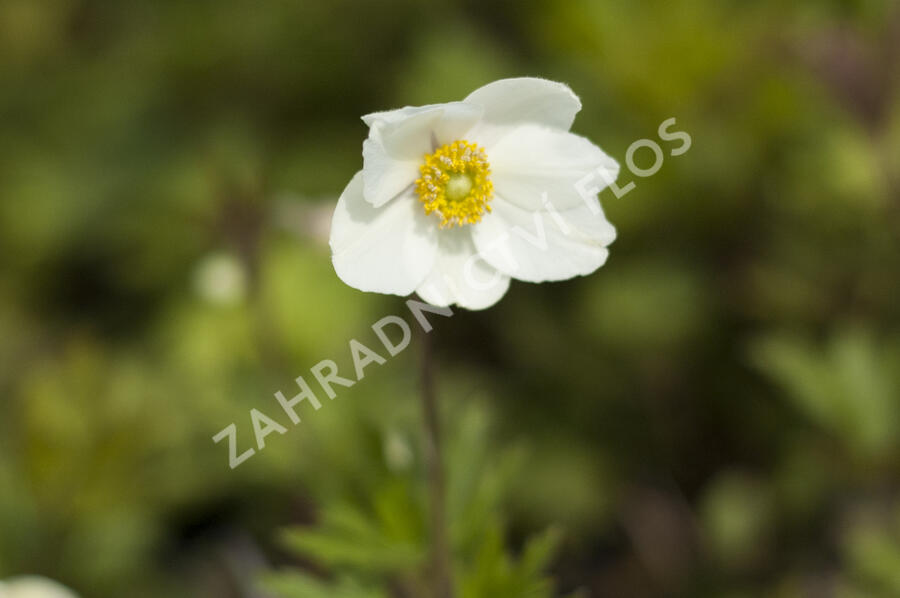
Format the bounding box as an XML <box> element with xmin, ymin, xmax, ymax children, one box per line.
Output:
<box><xmin>2</xmin><ymin>0</ymin><xmax>900</xmax><ymax>596</ymax></box>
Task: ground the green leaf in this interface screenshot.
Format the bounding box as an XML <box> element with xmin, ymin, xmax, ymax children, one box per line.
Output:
<box><xmin>260</xmin><ymin>571</ymin><xmax>388</xmax><ymax>598</ymax></box>
<box><xmin>279</xmin><ymin>502</ymin><xmax>422</xmax><ymax>574</ymax></box>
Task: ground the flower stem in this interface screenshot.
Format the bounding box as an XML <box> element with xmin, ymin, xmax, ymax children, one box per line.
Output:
<box><xmin>419</xmin><ymin>325</ymin><xmax>453</xmax><ymax>598</ymax></box>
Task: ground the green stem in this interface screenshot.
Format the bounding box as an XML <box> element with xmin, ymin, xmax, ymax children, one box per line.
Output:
<box><xmin>419</xmin><ymin>326</ymin><xmax>453</xmax><ymax>598</ymax></box>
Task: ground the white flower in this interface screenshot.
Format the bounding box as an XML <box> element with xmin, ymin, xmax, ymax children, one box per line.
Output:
<box><xmin>0</xmin><ymin>577</ymin><xmax>79</xmax><ymax>598</ymax></box>
<box><xmin>330</xmin><ymin>77</ymin><xmax>619</xmax><ymax>310</ymax></box>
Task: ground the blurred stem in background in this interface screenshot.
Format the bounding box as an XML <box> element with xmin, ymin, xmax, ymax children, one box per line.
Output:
<box><xmin>419</xmin><ymin>320</ymin><xmax>453</xmax><ymax>598</ymax></box>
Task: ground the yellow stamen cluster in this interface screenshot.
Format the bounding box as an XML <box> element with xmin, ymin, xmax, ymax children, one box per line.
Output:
<box><xmin>415</xmin><ymin>140</ymin><xmax>493</xmax><ymax>228</ymax></box>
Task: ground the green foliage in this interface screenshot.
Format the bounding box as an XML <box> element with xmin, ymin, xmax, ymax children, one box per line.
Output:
<box><xmin>279</xmin><ymin>500</ymin><xmax>423</xmax><ymax>574</ymax></box>
<box><xmin>750</xmin><ymin>327</ymin><xmax>899</xmax><ymax>458</ymax></box>
<box><xmin>266</xmin><ymin>403</ymin><xmax>565</xmax><ymax>598</ymax></box>
<box><xmin>843</xmin><ymin>515</ymin><xmax>900</xmax><ymax>596</ymax></box>
<box><xmin>457</xmin><ymin>524</ymin><xmax>562</xmax><ymax>598</ymax></box>
<box><xmin>261</xmin><ymin>572</ymin><xmax>389</xmax><ymax>598</ymax></box>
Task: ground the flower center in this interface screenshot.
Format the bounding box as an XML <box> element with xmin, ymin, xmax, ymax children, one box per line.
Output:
<box><xmin>415</xmin><ymin>140</ymin><xmax>493</xmax><ymax>228</ymax></box>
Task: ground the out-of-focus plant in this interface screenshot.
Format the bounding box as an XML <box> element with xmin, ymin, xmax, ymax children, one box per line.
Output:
<box><xmin>750</xmin><ymin>326</ymin><xmax>899</xmax><ymax>459</ymax></box>
<box><xmin>262</xmin><ymin>404</ymin><xmax>571</xmax><ymax>598</ymax></box>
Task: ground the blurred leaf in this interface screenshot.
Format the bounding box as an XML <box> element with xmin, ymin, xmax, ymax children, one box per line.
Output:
<box><xmin>458</xmin><ymin>522</ymin><xmax>561</xmax><ymax>598</ymax></box>
<box><xmin>700</xmin><ymin>472</ymin><xmax>774</xmax><ymax>570</ymax></box>
<box><xmin>749</xmin><ymin>326</ymin><xmax>899</xmax><ymax>458</ymax></box>
<box><xmin>261</xmin><ymin>571</ymin><xmax>388</xmax><ymax>598</ymax></box>
<box><xmin>279</xmin><ymin>502</ymin><xmax>422</xmax><ymax>574</ymax></box>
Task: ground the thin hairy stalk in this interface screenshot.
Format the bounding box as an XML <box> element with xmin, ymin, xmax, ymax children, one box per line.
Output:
<box><xmin>419</xmin><ymin>327</ymin><xmax>453</xmax><ymax>598</ymax></box>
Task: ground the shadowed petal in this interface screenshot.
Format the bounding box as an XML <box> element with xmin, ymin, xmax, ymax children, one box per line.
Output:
<box><xmin>331</xmin><ymin>171</ymin><xmax>437</xmax><ymax>295</ymax></box>
<box><xmin>415</xmin><ymin>227</ymin><xmax>510</xmax><ymax>310</ymax></box>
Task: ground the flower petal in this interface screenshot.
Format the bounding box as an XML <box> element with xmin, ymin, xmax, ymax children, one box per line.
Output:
<box><xmin>362</xmin><ymin>139</ymin><xmax>419</xmax><ymax>209</ymax></box>
<box><xmin>415</xmin><ymin>227</ymin><xmax>510</xmax><ymax>310</ymax></box>
<box><xmin>362</xmin><ymin>102</ymin><xmax>482</xmax><ymax>146</ymax></box>
<box><xmin>362</xmin><ymin>104</ymin><xmax>437</xmax><ymax>128</ymax></box>
<box><xmin>464</xmin><ymin>77</ymin><xmax>581</xmax><ymax>131</ymax></box>
<box><xmin>471</xmin><ymin>195</ymin><xmax>616</xmax><ymax>283</ymax></box>
<box><xmin>330</xmin><ymin>171</ymin><xmax>437</xmax><ymax>295</ymax></box>
<box><xmin>482</xmin><ymin>123</ymin><xmax>620</xmax><ymax>211</ymax></box>
<box><xmin>362</xmin><ymin>109</ymin><xmax>437</xmax><ymax>208</ymax></box>
<box><xmin>362</xmin><ymin>103</ymin><xmax>482</xmax><ymax>207</ymax></box>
